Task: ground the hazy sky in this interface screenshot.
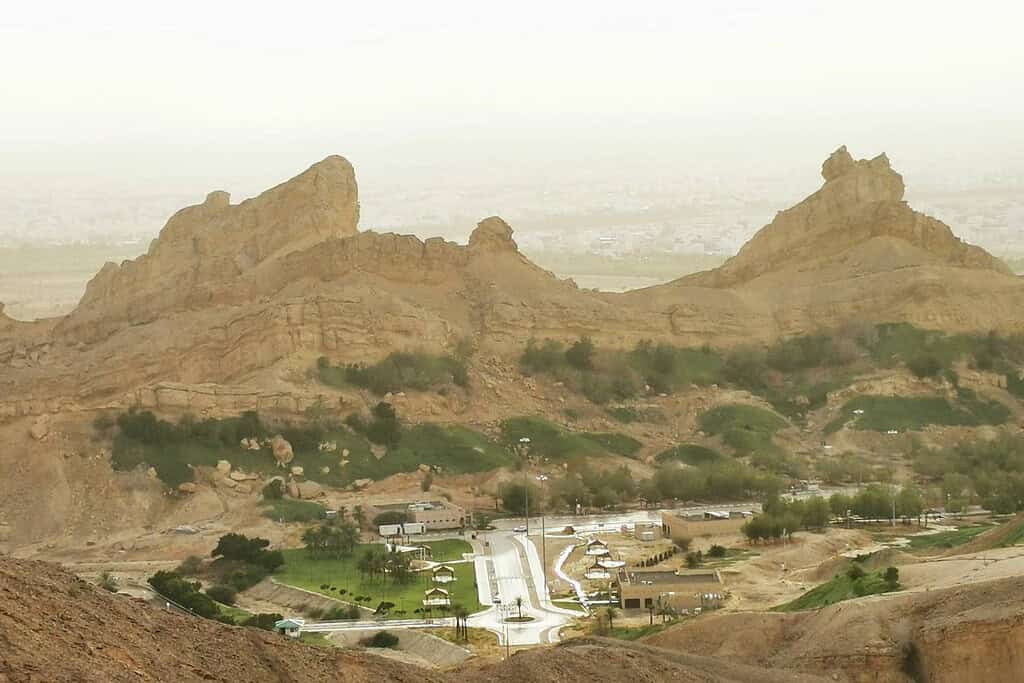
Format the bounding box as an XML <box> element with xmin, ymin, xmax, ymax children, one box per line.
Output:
<box><xmin>2</xmin><ymin>1</ymin><xmax>1023</xmax><ymax>198</ymax></box>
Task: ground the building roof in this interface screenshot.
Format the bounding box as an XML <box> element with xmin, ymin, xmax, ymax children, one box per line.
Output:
<box><xmin>274</xmin><ymin>618</ymin><xmax>305</xmax><ymax>629</ymax></box>
<box><xmin>432</xmin><ymin>564</ymin><xmax>456</xmax><ymax>574</ymax></box>
<box><xmin>424</xmin><ymin>587</ymin><xmax>450</xmax><ymax>597</ymax></box>
<box><xmin>621</xmin><ymin>570</ymin><xmax>721</xmax><ymax>587</ymax></box>
<box><xmin>587</xmin><ymin>538</ymin><xmax>608</xmax><ymax>546</ymax></box>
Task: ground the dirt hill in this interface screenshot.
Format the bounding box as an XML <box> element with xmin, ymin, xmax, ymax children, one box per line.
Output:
<box><xmin>641</xmin><ymin>573</ymin><xmax>1024</xmax><ymax>682</ymax></box>
<box><xmin>0</xmin><ymin>555</ymin><xmax>445</xmax><ymax>683</ymax></box>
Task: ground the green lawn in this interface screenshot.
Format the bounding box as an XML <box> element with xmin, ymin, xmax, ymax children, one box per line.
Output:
<box><xmin>698</xmin><ymin>404</ymin><xmax>787</xmax><ymax>456</ymax></box>
<box><xmin>273</xmin><ymin>540</ymin><xmax>482</xmax><ymax>618</ymax></box>
<box><xmin>773</xmin><ymin>570</ymin><xmax>898</xmax><ymax>612</ymax></box>
<box><xmin>215</xmin><ymin>602</ymin><xmax>253</xmax><ymax>622</ymax></box>
<box><xmin>838</xmin><ymin>395</ymin><xmax>1010</xmax><ymax>432</ymax></box>
<box><xmin>262</xmin><ymin>499</ymin><xmax>326</xmax><ymax>523</ymax></box>
<box><xmin>500</xmin><ymin>416</ymin><xmax>638</xmax><ymax>462</ymax></box>
<box><xmin>906</xmin><ymin>525</ymin><xmax>993</xmax><ymax>553</ymax></box>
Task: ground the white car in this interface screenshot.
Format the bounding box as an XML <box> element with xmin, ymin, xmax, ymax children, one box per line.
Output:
<box><xmin>513</xmin><ymin>526</ymin><xmax>527</xmax><ymax>533</ymax></box>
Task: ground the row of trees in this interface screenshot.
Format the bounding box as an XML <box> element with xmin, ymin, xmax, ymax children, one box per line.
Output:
<box><xmin>302</xmin><ymin>522</ymin><xmax>360</xmax><ymax>559</ymax></box>
<box><xmin>355</xmin><ymin>547</ymin><xmax>413</xmax><ymax>584</ymax></box>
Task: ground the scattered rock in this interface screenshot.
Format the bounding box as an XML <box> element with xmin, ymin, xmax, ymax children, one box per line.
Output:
<box><xmin>177</xmin><ymin>482</ymin><xmax>198</xmax><ymax>494</ymax></box>
<box><xmin>29</xmin><ymin>416</ymin><xmax>49</xmax><ymax>441</ymax></box>
<box><xmin>271</xmin><ymin>435</ymin><xmax>294</xmax><ymax>467</ymax></box>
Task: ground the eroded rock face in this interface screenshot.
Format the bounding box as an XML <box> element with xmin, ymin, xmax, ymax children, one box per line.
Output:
<box><xmin>686</xmin><ymin>146</ymin><xmax>1010</xmax><ymax>288</ymax></box>
<box><xmin>58</xmin><ymin>156</ymin><xmax>360</xmax><ymax>343</ymax></box>
<box><xmin>1</xmin><ymin>149</ymin><xmax>1023</xmax><ymax>421</ymax></box>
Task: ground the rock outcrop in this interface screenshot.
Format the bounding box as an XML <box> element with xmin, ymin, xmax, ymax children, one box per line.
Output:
<box><xmin>684</xmin><ymin>146</ymin><xmax>1011</xmax><ymax>288</ymax></box>
<box><xmin>1</xmin><ymin>148</ymin><xmax>1023</xmax><ymax>419</ymax></box>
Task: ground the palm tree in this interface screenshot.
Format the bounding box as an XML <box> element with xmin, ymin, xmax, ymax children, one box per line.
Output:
<box><xmin>603</xmin><ymin>606</ymin><xmax>620</xmax><ymax>630</ymax></box>
<box><xmin>452</xmin><ymin>604</ymin><xmax>470</xmax><ymax>641</ymax></box>
<box><xmin>353</xmin><ymin>505</ymin><xmax>366</xmax><ymax>529</ymax></box>
<box><xmin>514</xmin><ymin>595</ymin><xmax>524</xmax><ymax>620</ymax></box>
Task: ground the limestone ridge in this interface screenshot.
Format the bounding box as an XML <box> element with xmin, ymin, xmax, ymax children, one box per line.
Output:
<box><xmin>685</xmin><ymin>146</ymin><xmax>1012</xmax><ymax>288</ymax></box>
<box><xmin>58</xmin><ymin>156</ymin><xmax>361</xmax><ymax>340</ymax></box>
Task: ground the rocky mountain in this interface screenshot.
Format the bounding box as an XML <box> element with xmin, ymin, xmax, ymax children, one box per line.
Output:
<box><xmin>1</xmin><ymin>148</ymin><xmax>1022</xmax><ymax>421</ymax></box>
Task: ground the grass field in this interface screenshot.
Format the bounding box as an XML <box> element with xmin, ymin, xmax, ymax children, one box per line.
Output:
<box><xmin>601</xmin><ymin>620</ymin><xmax>679</xmax><ymax>640</ymax></box>
<box><xmin>274</xmin><ymin>540</ymin><xmax>482</xmax><ymax>617</ymax></box>
<box><xmin>773</xmin><ymin>569</ymin><xmax>898</xmax><ymax>612</ymax></box>
<box><xmin>697</xmin><ymin>404</ymin><xmax>787</xmax><ymax>455</ymax></box>
<box><xmin>837</xmin><ymin>395</ymin><xmax>1010</xmax><ymax>432</ymax></box>
<box><xmin>261</xmin><ymin>499</ymin><xmax>326</xmax><ymax>523</ymax></box>
<box><xmin>905</xmin><ymin>524</ymin><xmax>993</xmax><ymax>553</ymax></box>
<box><xmin>500</xmin><ymin>416</ymin><xmax>638</xmax><ymax>463</ymax></box>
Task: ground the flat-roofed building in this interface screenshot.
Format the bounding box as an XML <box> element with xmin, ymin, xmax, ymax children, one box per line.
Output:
<box><xmin>660</xmin><ymin>509</ymin><xmax>754</xmax><ymax>539</ymax></box>
<box><xmin>372</xmin><ymin>500</ymin><xmax>470</xmax><ymax>531</ymax></box>
<box><xmin>618</xmin><ymin>569</ymin><xmax>724</xmax><ymax>612</ymax></box>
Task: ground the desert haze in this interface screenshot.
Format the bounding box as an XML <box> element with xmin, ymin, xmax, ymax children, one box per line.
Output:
<box><xmin>3</xmin><ymin>2</ymin><xmax>1024</xmax><ymax>682</ymax></box>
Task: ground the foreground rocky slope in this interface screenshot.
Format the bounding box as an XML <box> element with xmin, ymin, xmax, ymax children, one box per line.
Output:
<box><xmin>642</xmin><ymin>573</ymin><xmax>1024</xmax><ymax>682</ymax></box>
<box><xmin>1</xmin><ymin>148</ymin><xmax>1022</xmax><ymax>420</ymax></box>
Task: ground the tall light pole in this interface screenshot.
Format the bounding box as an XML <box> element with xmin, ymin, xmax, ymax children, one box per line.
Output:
<box><xmin>513</xmin><ymin>437</ymin><xmax>531</xmax><ymax>532</ymax></box>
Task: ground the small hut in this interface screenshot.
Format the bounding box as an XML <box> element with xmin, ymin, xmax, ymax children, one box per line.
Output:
<box><xmin>422</xmin><ymin>587</ymin><xmax>451</xmax><ymax>607</ymax></box>
<box><xmin>432</xmin><ymin>565</ymin><xmax>457</xmax><ymax>584</ymax></box>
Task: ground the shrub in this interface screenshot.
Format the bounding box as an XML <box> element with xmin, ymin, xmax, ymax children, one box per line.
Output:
<box><xmin>685</xmin><ymin>551</ymin><xmax>703</xmax><ymax>568</ymax></box>
<box><xmin>565</xmin><ymin>337</ymin><xmax>596</xmax><ymax>371</ymax></box>
<box><xmin>908</xmin><ymin>355</ymin><xmax>943</xmax><ymax>378</ymax></box>
<box><xmin>261</xmin><ymin>479</ymin><xmax>285</xmax><ymax>501</ymax></box>
<box><xmin>206</xmin><ymin>585</ymin><xmax>237</xmax><ymax>605</ymax></box>
<box><xmin>884</xmin><ymin>566</ymin><xmax>900</xmax><ymax>588</ymax></box>
<box><xmin>241</xmin><ymin>612</ymin><xmax>283</xmax><ymax>631</ymax></box>
<box><xmin>420</xmin><ymin>472</ymin><xmax>434</xmax><ymax>492</ymax></box>
<box><xmin>361</xmin><ymin>631</ymin><xmax>400</xmax><ymax>648</ymax></box>
<box><xmin>307</xmin><ymin>606</ymin><xmax>324</xmax><ymax>619</ymax></box>
<box><xmin>846</xmin><ymin>563</ymin><xmax>866</xmax><ymax>580</ymax></box>
<box><xmin>708</xmin><ymin>544</ymin><xmax>727</xmax><ymax>558</ymax></box>
<box><xmin>176</xmin><ymin>555</ymin><xmax>204</xmax><ymax>576</ymax></box>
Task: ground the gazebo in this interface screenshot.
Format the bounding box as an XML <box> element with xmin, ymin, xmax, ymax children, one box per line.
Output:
<box><xmin>584</xmin><ymin>562</ymin><xmax>611</xmax><ymax>580</ymax></box>
<box><xmin>274</xmin><ymin>618</ymin><xmax>305</xmax><ymax>638</ymax></box>
<box><xmin>585</xmin><ymin>539</ymin><xmax>610</xmax><ymax>556</ymax></box>
<box><xmin>422</xmin><ymin>587</ymin><xmax>451</xmax><ymax>607</ymax></box>
<box><xmin>432</xmin><ymin>565</ymin><xmax>457</xmax><ymax>584</ymax></box>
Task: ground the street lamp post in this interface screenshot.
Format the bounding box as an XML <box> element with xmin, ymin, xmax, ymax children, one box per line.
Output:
<box><xmin>513</xmin><ymin>437</ymin><xmax>532</xmax><ymax>532</ymax></box>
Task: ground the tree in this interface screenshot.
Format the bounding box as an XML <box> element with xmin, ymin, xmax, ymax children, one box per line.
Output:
<box><xmin>565</xmin><ymin>337</ymin><xmax>595</xmax><ymax>370</ymax></box>
<box><xmin>206</xmin><ymin>585</ymin><xmax>237</xmax><ymax>605</ymax></box>
<box><xmin>685</xmin><ymin>551</ymin><xmax>703</xmax><ymax>569</ymax></box>
<box><xmin>352</xmin><ymin>505</ymin><xmax>366</xmax><ymax>529</ymax></box>
<box><xmin>421</xmin><ymin>472</ymin><xmax>434</xmax><ymax>492</ymax></box>
<box><xmin>803</xmin><ymin>496</ymin><xmax>831</xmax><ymax>529</ymax></box>
<box><xmin>897</xmin><ymin>486</ymin><xmax>925</xmax><ymax>522</ymax></box>
<box><xmin>514</xmin><ymin>596</ymin><xmax>524</xmax><ymax>620</ymax></box>
<box><xmin>884</xmin><ymin>566</ymin><xmax>900</xmax><ymax>589</ymax></box>
<box><xmin>603</xmin><ymin>606</ymin><xmax>620</xmax><ymax>630</ymax></box>
<box><xmin>847</xmin><ymin>563</ymin><xmax>866</xmax><ymax>580</ymax></box>
<box><xmin>452</xmin><ymin>604</ymin><xmax>470</xmax><ymax>641</ymax></box>
<box><xmin>499</xmin><ymin>482</ymin><xmax>542</xmax><ymax>516</ymax></box>
<box><xmin>672</xmin><ymin>536</ymin><xmax>692</xmax><ymax>552</ymax></box>
<box><xmin>707</xmin><ymin>544</ymin><xmax>727</xmax><ymax>558</ymax></box>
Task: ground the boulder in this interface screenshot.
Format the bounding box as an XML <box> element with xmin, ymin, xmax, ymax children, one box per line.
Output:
<box><xmin>219</xmin><ymin>477</ymin><xmax>237</xmax><ymax>489</ymax></box>
<box><xmin>216</xmin><ymin>460</ymin><xmax>232</xmax><ymax>474</ymax></box>
<box><xmin>320</xmin><ymin>466</ymin><xmax>330</xmax><ymax>475</ymax></box>
<box><xmin>146</xmin><ymin>467</ymin><xmax>158</xmax><ymax>480</ymax></box>
<box><xmin>229</xmin><ymin>470</ymin><xmax>258</xmax><ymax>481</ymax></box>
<box><xmin>178</xmin><ymin>482</ymin><xmax>198</xmax><ymax>494</ymax></box>
<box><xmin>418</xmin><ymin>464</ymin><xmax>431</xmax><ymax>473</ymax></box>
<box><xmin>290</xmin><ymin>466</ymin><xmax>304</xmax><ymax>477</ymax></box>
<box><xmin>286</xmin><ymin>481</ymin><xmax>300</xmax><ymax>499</ymax></box>
<box><xmin>353</xmin><ymin>478</ymin><xmax>372</xmax><ymax>490</ymax></box>
<box><xmin>234</xmin><ymin>483</ymin><xmax>252</xmax><ymax>495</ymax></box>
<box><xmin>296</xmin><ymin>481</ymin><xmax>323</xmax><ymax>499</ymax></box>
<box><xmin>29</xmin><ymin>416</ymin><xmax>49</xmax><ymax>441</ymax></box>
<box><xmin>271</xmin><ymin>435</ymin><xmax>294</xmax><ymax>467</ymax></box>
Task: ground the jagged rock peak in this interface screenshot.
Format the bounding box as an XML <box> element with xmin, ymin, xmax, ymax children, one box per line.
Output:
<box><xmin>468</xmin><ymin>216</ymin><xmax>519</xmax><ymax>252</ymax></box>
<box><xmin>818</xmin><ymin>145</ymin><xmax>905</xmax><ymax>203</ymax></box>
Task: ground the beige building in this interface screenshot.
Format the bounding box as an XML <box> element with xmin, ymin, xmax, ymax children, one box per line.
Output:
<box><xmin>660</xmin><ymin>509</ymin><xmax>753</xmax><ymax>539</ymax></box>
<box><xmin>374</xmin><ymin>500</ymin><xmax>470</xmax><ymax>531</ymax></box>
<box><xmin>618</xmin><ymin>569</ymin><xmax>724</xmax><ymax>612</ymax></box>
